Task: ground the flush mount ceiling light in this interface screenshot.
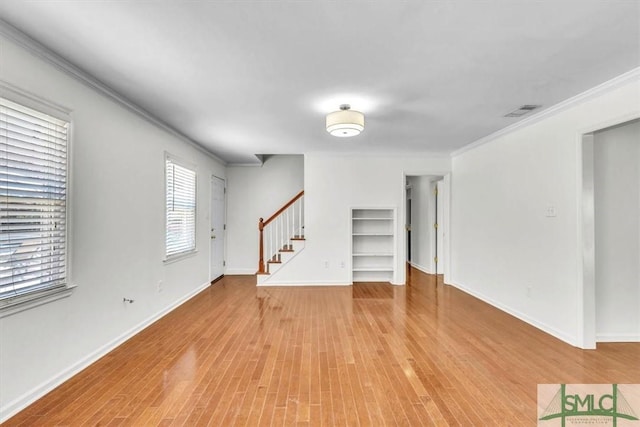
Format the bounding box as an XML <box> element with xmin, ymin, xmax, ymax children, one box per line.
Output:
<box><xmin>326</xmin><ymin>104</ymin><xmax>364</xmax><ymax>137</ymax></box>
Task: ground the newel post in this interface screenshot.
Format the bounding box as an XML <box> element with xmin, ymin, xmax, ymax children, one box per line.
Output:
<box><xmin>258</xmin><ymin>217</ymin><xmax>265</xmax><ymax>273</ymax></box>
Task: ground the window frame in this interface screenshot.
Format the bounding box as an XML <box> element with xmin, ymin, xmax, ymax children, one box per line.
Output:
<box><xmin>0</xmin><ymin>83</ymin><xmax>74</xmax><ymax>317</ymax></box>
<box><xmin>164</xmin><ymin>153</ymin><xmax>198</xmax><ymax>263</ymax></box>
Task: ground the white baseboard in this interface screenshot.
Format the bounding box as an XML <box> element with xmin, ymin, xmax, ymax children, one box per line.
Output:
<box><xmin>409</xmin><ymin>262</ymin><xmax>434</xmax><ymax>275</ymax></box>
<box><xmin>224</xmin><ymin>268</ymin><xmax>256</xmax><ymax>275</ymax></box>
<box><xmin>0</xmin><ymin>281</ymin><xmax>212</xmax><ymax>423</ymax></box>
<box><xmin>448</xmin><ymin>281</ymin><xmax>577</xmax><ymax>347</ymax></box>
<box><xmin>596</xmin><ymin>333</ymin><xmax>640</xmax><ymax>343</ymax></box>
<box><xmin>257</xmin><ymin>280</ymin><xmax>351</xmax><ymax>287</ymax></box>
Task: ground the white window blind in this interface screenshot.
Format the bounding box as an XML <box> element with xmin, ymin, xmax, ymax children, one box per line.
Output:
<box><xmin>165</xmin><ymin>157</ymin><xmax>196</xmax><ymax>259</ymax></box>
<box><xmin>0</xmin><ymin>97</ymin><xmax>69</xmax><ymax>303</ymax></box>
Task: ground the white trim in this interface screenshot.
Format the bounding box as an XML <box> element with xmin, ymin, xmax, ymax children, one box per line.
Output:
<box><xmin>163</xmin><ymin>250</ymin><xmax>198</xmax><ymax>265</ymax></box>
<box><xmin>596</xmin><ymin>333</ymin><xmax>640</xmax><ymax>343</ymax></box>
<box><xmin>257</xmin><ymin>280</ymin><xmax>351</xmax><ymax>287</ymax></box>
<box><xmin>576</xmin><ymin>113</ymin><xmax>640</xmax><ymax>350</ymax></box>
<box><xmin>0</xmin><ymin>19</ymin><xmax>226</xmax><ymax>166</ymax></box>
<box><xmin>441</xmin><ymin>173</ymin><xmax>452</xmax><ymax>284</ymax></box>
<box><xmin>401</xmin><ymin>171</ymin><xmax>451</xmax><ymax>285</ymax></box>
<box><xmin>227</xmin><ymin>154</ymin><xmax>265</xmax><ymax>166</ymax></box>
<box><xmin>225</xmin><ymin>268</ymin><xmax>257</xmax><ymax>275</ymax></box>
<box><xmin>578</xmin><ymin>111</ymin><xmax>640</xmax><ymax>136</ymax></box>
<box><xmin>228</xmin><ymin>162</ymin><xmax>264</xmax><ymax>167</ymax></box>
<box><xmin>164</xmin><ymin>151</ymin><xmax>198</xmax><ymax>173</ymax></box>
<box><xmin>409</xmin><ymin>262</ymin><xmax>434</xmax><ymax>275</ymax></box>
<box><xmin>452</xmin><ymin>67</ymin><xmax>640</xmax><ymax>157</ymax></box>
<box><xmin>0</xmin><ymin>80</ymin><xmax>71</xmax><ymax>119</ymax></box>
<box><xmin>0</xmin><ymin>90</ymin><xmax>74</xmax><ymax>313</ymax></box>
<box><xmin>0</xmin><ymin>286</ymin><xmax>75</xmax><ymax>319</ymax></box>
<box><xmin>309</xmin><ymin>152</ymin><xmax>451</xmax><ymax>160</ymax></box>
<box><xmin>164</xmin><ymin>153</ymin><xmax>198</xmax><ymax>261</ymax></box>
<box><xmin>350</xmin><ymin>206</ymin><xmax>398</xmax><ymax>285</ymax></box>
<box><xmin>0</xmin><ymin>281</ymin><xmax>212</xmax><ymax>423</ymax></box>
<box><xmin>209</xmin><ymin>174</ymin><xmax>227</xmax><ymax>281</ymax></box>
<box><xmin>578</xmin><ymin>133</ymin><xmax>597</xmax><ymax>350</ymax></box>
<box><xmin>448</xmin><ymin>281</ymin><xmax>578</xmax><ymax>347</ymax></box>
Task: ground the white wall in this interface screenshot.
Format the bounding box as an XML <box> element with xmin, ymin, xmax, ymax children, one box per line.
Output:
<box><xmin>450</xmin><ymin>74</ymin><xmax>640</xmax><ymax>347</ymax></box>
<box><xmin>267</xmin><ymin>154</ymin><xmax>451</xmax><ymax>285</ymax></box>
<box><xmin>0</xmin><ymin>34</ymin><xmax>225</xmax><ymax>420</ymax></box>
<box><xmin>594</xmin><ymin>120</ymin><xmax>640</xmax><ymax>341</ymax></box>
<box><xmin>225</xmin><ymin>155</ymin><xmax>304</xmax><ymax>274</ymax></box>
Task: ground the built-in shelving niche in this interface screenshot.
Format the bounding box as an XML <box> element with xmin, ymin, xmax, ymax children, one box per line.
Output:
<box><xmin>352</xmin><ymin>208</ymin><xmax>395</xmax><ymax>282</ymax></box>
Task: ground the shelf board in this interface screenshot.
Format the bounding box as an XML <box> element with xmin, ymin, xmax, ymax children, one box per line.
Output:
<box><xmin>352</xmin><ymin>253</ymin><xmax>393</xmax><ymax>257</ymax></box>
<box><xmin>352</xmin><ymin>233</ymin><xmax>393</xmax><ymax>236</ymax></box>
<box><xmin>353</xmin><ymin>267</ymin><xmax>394</xmax><ymax>272</ymax></box>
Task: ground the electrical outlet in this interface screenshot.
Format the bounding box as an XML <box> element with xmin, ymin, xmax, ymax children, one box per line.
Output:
<box><xmin>545</xmin><ymin>206</ymin><xmax>557</xmax><ymax>217</ymax></box>
<box><xmin>324</xmin><ymin>261</ymin><xmax>329</xmax><ymax>269</ymax></box>
<box><xmin>157</xmin><ymin>280</ymin><xmax>163</xmax><ymax>292</ymax></box>
<box><xmin>340</xmin><ymin>261</ymin><xmax>345</xmax><ymax>269</ymax></box>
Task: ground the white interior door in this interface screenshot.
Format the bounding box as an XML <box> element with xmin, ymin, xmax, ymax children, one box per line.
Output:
<box><xmin>210</xmin><ymin>175</ymin><xmax>226</xmax><ymax>281</ymax></box>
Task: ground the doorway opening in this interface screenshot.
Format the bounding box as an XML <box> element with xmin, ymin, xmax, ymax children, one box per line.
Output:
<box><xmin>581</xmin><ymin>118</ymin><xmax>640</xmax><ymax>348</ymax></box>
<box><xmin>404</xmin><ymin>175</ymin><xmax>447</xmax><ymax>281</ymax></box>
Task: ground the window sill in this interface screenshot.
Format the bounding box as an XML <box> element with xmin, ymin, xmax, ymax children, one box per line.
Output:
<box><xmin>0</xmin><ymin>285</ymin><xmax>76</xmax><ymax>318</ymax></box>
<box><xmin>163</xmin><ymin>250</ymin><xmax>198</xmax><ymax>265</ymax></box>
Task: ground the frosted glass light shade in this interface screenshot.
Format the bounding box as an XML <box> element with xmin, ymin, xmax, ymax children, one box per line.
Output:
<box><xmin>326</xmin><ymin>108</ymin><xmax>364</xmax><ymax>137</ymax></box>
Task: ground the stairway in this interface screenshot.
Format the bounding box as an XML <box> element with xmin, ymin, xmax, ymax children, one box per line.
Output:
<box><xmin>256</xmin><ymin>191</ymin><xmax>304</xmax><ymax>285</ymax></box>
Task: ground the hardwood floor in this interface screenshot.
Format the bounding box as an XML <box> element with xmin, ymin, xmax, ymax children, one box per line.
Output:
<box><xmin>5</xmin><ymin>268</ymin><xmax>640</xmax><ymax>426</ymax></box>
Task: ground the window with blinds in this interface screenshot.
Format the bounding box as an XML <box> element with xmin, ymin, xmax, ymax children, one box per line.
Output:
<box><xmin>0</xmin><ymin>96</ymin><xmax>69</xmax><ymax>304</ymax></box>
<box><xmin>165</xmin><ymin>156</ymin><xmax>196</xmax><ymax>259</ymax></box>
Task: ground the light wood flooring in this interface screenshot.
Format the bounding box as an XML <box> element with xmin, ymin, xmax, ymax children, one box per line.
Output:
<box><xmin>5</xmin><ymin>267</ymin><xmax>640</xmax><ymax>426</ymax></box>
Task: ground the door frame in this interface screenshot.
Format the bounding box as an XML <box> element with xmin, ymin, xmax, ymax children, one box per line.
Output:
<box><xmin>406</xmin><ymin>184</ymin><xmax>412</xmax><ymax>263</ymax></box>
<box><xmin>401</xmin><ymin>171</ymin><xmax>451</xmax><ymax>285</ymax></box>
<box><xmin>210</xmin><ymin>174</ymin><xmax>226</xmax><ymax>282</ymax></box>
<box><xmin>578</xmin><ymin>112</ymin><xmax>639</xmax><ymax>349</ymax></box>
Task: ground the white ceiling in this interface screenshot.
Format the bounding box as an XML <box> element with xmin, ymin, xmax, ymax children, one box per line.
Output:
<box><xmin>0</xmin><ymin>1</ymin><xmax>638</xmax><ymax>164</ymax></box>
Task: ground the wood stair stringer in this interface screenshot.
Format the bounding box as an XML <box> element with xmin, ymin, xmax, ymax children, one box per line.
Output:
<box><xmin>257</xmin><ymin>238</ymin><xmax>305</xmax><ymax>284</ymax></box>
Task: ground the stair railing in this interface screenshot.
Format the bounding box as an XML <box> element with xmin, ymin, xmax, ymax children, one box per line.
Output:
<box><xmin>258</xmin><ymin>190</ymin><xmax>304</xmax><ymax>274</ymax></box>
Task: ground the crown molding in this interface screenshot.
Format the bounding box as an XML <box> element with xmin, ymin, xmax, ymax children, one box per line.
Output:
<box><xmin>452</xmin><ymin>67</ymin><xmax>640</xmax><ymax>157</ymax></box>
<box><xmin>307</xmin><ymin>150</ymin><xmax>452</xmax><ymax>159</ymax></box>
<box><xmin>0</xmin><ymin>18</ymin><xmax>227</xmax><ymax>166</ymax></box>
<box><xmin>228</xmin><ymin>162</ymin><xmax>266</xmax><ymax>167</ymax></box>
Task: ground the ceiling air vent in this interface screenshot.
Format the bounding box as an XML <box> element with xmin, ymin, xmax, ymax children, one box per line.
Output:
<box><xmin>504</xmin><ymin>104</ymin><xmax>542</xmax><ymax>117</ymax></box>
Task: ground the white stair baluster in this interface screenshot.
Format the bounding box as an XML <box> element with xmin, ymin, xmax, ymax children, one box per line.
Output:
<box><xmin>289</xmin><ymin>206</ymin><xmax>292</xmax><ymax>241</ymax></box>
<box><xmin>290</xmin><ymin>205</ymin><xmax>294</xmax><ymax>243</ymax></box>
